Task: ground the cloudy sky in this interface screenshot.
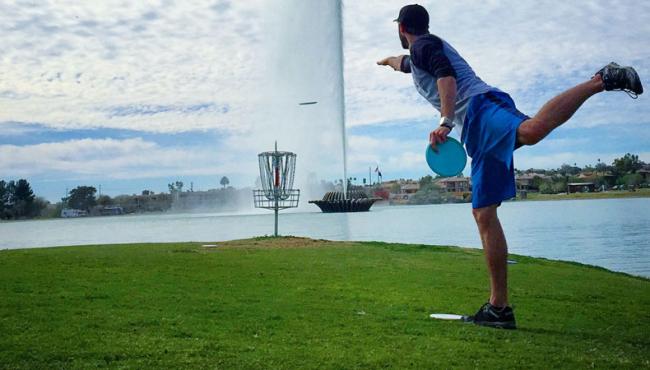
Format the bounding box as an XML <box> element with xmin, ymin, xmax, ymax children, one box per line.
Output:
<box><xmin>1</xmin><ymin>0</ymin><xmax>649</xmax><ymax>201</ymax></box>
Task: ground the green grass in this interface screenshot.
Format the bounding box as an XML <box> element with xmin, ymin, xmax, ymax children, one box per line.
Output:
<box><xmin>1</xmin><ymin>237</ymin><xmax>649</xmax><ymax>369</ymax></box>
<box><xmin>520</xmin><ymin>188</ymin><xmax>650</xmax><ymax>201</ymax></box>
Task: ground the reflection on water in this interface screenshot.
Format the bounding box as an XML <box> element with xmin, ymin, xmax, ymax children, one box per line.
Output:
<box><xmin>1</xmin><ymin>198</ymin><xmax>649</xmax><ymax>278</ymax></box>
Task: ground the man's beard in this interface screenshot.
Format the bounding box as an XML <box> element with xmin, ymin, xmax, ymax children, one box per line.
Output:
<box><xmin>399</xmin><ymin>32</ymin><xmax>409</xmax><ymax>49</ymax></box>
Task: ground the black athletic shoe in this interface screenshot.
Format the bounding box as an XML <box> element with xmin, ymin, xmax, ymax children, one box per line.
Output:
<box><xmin>596</xmin><ymin>62</ymin><xmax>644</xmax><ymax>99</ymax></box>
<box><xmin>462</xmin><ymin>302</ymin><xmax>516</xmax><ymax>329</ymax></box>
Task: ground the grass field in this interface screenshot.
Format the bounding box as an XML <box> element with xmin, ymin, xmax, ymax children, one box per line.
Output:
<box><xmin>519</xmin><ymin>188</ymin><xmax>650</xmax><ymax>201</ymax></box>
<box><xmin>1</xmin><ymin>237</ymin><xmax>649</xmax><ymax>369</ymax></box>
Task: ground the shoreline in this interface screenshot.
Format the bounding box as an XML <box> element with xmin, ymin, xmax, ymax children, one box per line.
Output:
<box><xmin>2</xmin><ymin>190</ymin><xmax>648</xmax><ymax>223</ymax></box>
<box><xmin>517</xmin><ymin>188</ymin><xmax>650</xmax><ymax>202</ymax></box>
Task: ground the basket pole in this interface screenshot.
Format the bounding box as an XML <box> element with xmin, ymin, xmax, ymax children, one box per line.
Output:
<box><xmin>274</xmin><ymin>141</ymin><xmax>279</xmax><ymax>236</ymax></box>
<box><xmin>274</xmin><ymin>198</ymin><xmax>279</xmax><ymax>237</ymax></box>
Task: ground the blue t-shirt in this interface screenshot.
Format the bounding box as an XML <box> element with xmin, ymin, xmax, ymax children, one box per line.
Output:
<box><xmin>400</xmin><ymin>34</ymin><xmax>497</xmax><ymax>135</ymax></box>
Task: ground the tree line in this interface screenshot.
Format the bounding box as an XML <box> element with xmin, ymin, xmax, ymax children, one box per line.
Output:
<box><xmin>0</xmin><ymin>179</ymin><xmax>48</xmax><ymax>220</ymax></box>
<box><xmin>518</xmin><ymin>153</ymin><xmax>648</xmax><ymax>193</ymax></box>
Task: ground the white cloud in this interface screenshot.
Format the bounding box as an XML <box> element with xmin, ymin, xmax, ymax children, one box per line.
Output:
<box><xmin>4</xmin><ymin>0</ymin><xmax>647</xmax><ymax>134</ymax></box>
<box><xmin>0</xmin><ymin>138</ymin><xmax>254</xmax><ymax>180</ymax></box>
<box><xmin>0</xmin><ymin>0</ymin><xmax>266</xmax><ymax>132</ymax></box>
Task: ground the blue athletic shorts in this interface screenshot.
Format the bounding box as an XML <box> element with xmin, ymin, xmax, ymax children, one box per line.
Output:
<box><xmin>461</xmin><ymin>91</ymin><xmax>530</xmax><ymax>209</ymax></box>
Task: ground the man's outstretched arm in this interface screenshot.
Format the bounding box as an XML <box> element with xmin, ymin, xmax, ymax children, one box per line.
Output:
<box><xmin>377</xmin><ymin>55</ymin><xmax>411</xmax><ymax>73</ymax></box>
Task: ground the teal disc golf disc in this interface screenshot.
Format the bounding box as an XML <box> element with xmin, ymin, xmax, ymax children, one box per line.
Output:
<box><xmin>425</xmin><ymin>137</ymin><xmax>467</xmax><ymax>177</ymax></box>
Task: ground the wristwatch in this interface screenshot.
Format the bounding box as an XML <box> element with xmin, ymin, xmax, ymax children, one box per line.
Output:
<box><xmin>439</xmin><ymin>116</ymin><xmax>455</xmax><ymax>130</ymax></box>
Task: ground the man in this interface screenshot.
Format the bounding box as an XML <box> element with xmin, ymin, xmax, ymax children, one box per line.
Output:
<box><xmin>378</xmin><ymin>4</ymin><xmax>643</xmax><ymax>329</ymax></box>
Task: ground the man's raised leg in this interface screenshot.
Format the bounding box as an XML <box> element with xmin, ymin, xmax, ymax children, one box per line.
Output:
<box><xmin>518</xmin><ymin>62</ymin><xmax>643</xmax><ymax>146</ymax></box>
<box><xmin>517</xmin><ymin>75</ymin><xmax>604</xmax><ymax>146</ymax></box>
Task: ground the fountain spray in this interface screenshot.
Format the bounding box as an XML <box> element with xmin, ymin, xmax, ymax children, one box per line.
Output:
<box><xmin>334</xmin><ymin>0</ymin><xmax>349</xmax><ymax>199</ymax></box>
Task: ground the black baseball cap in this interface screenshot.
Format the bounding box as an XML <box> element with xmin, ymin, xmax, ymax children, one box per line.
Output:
<box><xmin>394</xmin><ymin>4</ymin><xmax>429</xmax><ymax>34</ymax></box>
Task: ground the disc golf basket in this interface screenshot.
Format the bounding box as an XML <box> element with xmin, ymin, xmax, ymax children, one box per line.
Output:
<box><xmin>253</xmin><ymin>142</ymin><xmax>300</xmax><ymax>236</ymax></box>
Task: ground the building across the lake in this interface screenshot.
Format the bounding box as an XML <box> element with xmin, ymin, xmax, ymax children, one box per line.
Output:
<box><xmin>61</xmin><ymin>208</ymin><xmax>88</xmax><ymax>218</ymax></box>
<box><xmin>436</xmin><ymin>176</ymin><xmax>471</xmax><ymax>193</ymax></box>
<box><xmin>515</xmin><ymin>173</ymin><xmax>551</xmax><ymax>191</ymax></box>
<box><xmin>385</xmin><ymin>180</ymin><xmax>420</xmax><ymax>204</ymax></box>
<box><xmin>567</xmin><ymin>182</ymin><xmax>596</xmax><ymax>193</ymax></box>
<box><xmin>98</xmin><ymin>206</ymin><xmax>124</xmax><ymax>216</ymax></box>
<box><xmin>639</xmin><ymin>169</ymin><xmax>650</xmax><ymax>182</ymax></box>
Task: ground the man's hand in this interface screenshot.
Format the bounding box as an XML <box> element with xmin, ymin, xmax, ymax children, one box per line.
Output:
<box><xmin>429</xmin><ymin>126</ymin><xmax>451</xmax><ymax>153</ymax></box>
<box><xmin>377</xmin><ymin>55</ymin><xmax>405</xmax><ymax>72</ymax></box>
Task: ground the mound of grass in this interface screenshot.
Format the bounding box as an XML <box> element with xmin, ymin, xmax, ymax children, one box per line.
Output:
<box><xmin>1</xmin><ymin>237</ymin><xmax>648</xmax><ymax>369</ymax></box>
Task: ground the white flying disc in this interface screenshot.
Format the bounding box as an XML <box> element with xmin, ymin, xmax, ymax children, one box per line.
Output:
<box><xmin>429</xmin><ymin>313</ymin><xmax>464</xmax><ymax>320</ymax></box>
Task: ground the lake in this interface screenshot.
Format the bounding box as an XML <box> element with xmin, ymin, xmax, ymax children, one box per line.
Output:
<box><xmin>1</xmin><ymin>198</ymin><xmax>649</xmax><ymax>278</ymax></box>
